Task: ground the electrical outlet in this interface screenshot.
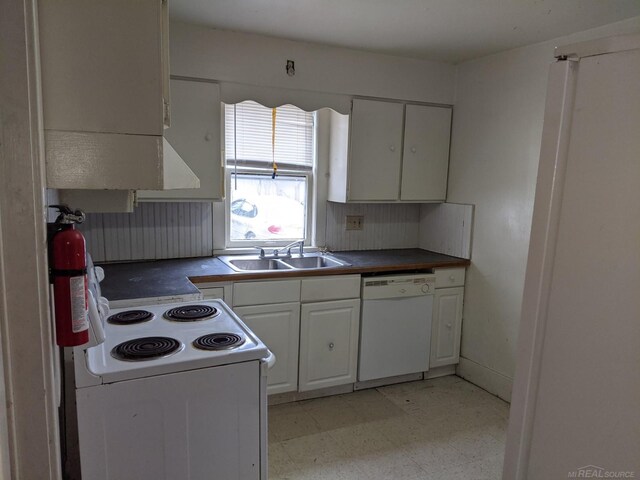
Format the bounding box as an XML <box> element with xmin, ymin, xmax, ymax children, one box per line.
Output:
<box><xmin>345</xmin><ymin>215</ymin><xmax>364</xmax><ymax>230</ymax></box>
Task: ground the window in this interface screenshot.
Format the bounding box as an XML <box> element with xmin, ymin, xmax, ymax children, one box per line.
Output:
<box><xmin>224</xmin><ymin>101</ymin><xmax>315</xmax><ymax>247</ymax></box>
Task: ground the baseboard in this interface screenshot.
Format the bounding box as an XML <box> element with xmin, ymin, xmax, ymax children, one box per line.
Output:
<box><xmin>425</xmin><ymin>364</ymin><xmax>456</xmax><ymax>379</ymax></box>
<box><xmin>456</xmin><ymin>357</ymin><xmax>513</xmax><ymax>402</ymax></box>
<box><xmin>354</xmin><ymin>372</ymin><xmax>423</xmax><ymax>391</ymax></box>
<box><xmin>268</xmin><ymin>383</ymin><xmax>354</xmax><ymax>405</ymax></box>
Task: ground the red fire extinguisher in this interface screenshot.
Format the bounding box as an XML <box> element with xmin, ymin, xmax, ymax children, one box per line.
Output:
<box><xmin>49</xmin><ymin>205</ymin><xmax>89</xmax><ymax>347</ymax></box>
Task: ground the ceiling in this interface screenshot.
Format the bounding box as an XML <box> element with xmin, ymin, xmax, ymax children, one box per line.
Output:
<box><xmin>170</xmin><ymin>0</ymin><xmax>640</xmax><ymax>64</ymax></box>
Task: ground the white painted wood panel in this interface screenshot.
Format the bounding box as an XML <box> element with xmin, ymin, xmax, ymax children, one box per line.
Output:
<box><xmin>348</xmin><ymin>99</ymin><xmax>404</xmax><ymax>201</ymax></box>
<box><xmin>401</xmin><ymin>104</ymin><xmax>452</xmax><ymax>201</ymax></box>
<box><xmin>430</xmin><ymin>287</ymin><xmax>464</xmax><ymax>368</ymax></box>
<box><xmin>39</xmin><ymin>0</ymin><xmax>165</xmax><ymax>136</ymax></box>
<box><xmin>78</xmin><ymin>202</ymin><xmax>214</xmax><ymax>263</ymax></box>
<box><xmin>419</xmin><ymin>203</ymin><xmax>473</xmax><ymax>259</ymax></box>
<box><xmin>138</xmin><ymin>79</ymin><xmax>223</xmax><ymax>200</ymax></box>
<box><xmin>298</xmin><ymin>299</ymin><xmax>360</xmax><ymax>391</ymax></box>
<box><xmin>233</xmin><ymin>280</ymin><xmax>301</xmax><ymax>307</ymax></box>
<box><xmin>300</xmin><ymin>275</ymin><xmax>361</xmax><ymax>302</ymax></box>
<box><xmin>325</xmin><ymin>202</ymin><xmax>420</xmax><ymax>251</ymax></box>
<box><xmin>434</xmin><ymin>267</ymin><xmax>466</xmax><ymax>289</ymax></box>
<box><xmin>233</xmin><ymin>303</ymin><xmax>300</xmax><ymax>395</ymax></box>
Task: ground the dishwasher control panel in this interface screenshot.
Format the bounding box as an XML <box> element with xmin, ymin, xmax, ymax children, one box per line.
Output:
<box><xmin>362</xmin><ymin>274</ymin><xmax>435</xmax><ymax>300</ymax></box>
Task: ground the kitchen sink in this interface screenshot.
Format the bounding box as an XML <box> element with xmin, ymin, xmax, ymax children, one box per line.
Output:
<box><xmin>219</xmin><ymin>253</ymin><xmax>350</xmax><ymax>272</ymax></box>
<box><xmin>280</xmin><ymin>256</ymin><xmax>347</xmax><ymax>269</ymax></box>
<box><xmin>226</xmin><ymin>258</ymin><xmax>294</xmax><ymax>271</ymax></box>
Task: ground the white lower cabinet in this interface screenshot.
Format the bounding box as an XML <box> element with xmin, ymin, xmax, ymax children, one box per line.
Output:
<box><xmin>233</xmin><ymin>302</ymin><xmax>301</xmax><ymax>395</ymax></box>
<box><xmin>298</xmin><ymin>299</ymin><xmax>360</xmax><ymax>392</ymax></box>
<box><xmin>430</xmin><ymin>287</ymin><xmax>464</xmax><ymax>368</ymax></box>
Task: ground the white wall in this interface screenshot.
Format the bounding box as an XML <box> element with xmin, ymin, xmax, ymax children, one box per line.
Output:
<box><xmin>169</xmin><ymin>21</ymin><xmax>456</xmax><ymax>105</ymax></box>
<box><xmin>448</xmin><ymin>16</ymin><xmax>640</xmax><ymax>401</ymax></box>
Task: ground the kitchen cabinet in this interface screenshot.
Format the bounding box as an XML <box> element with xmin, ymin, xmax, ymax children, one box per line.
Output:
<box><xmin>400</xmin><ymin>104</ymin><xmax>452</xmax><ymax>201</ymax></box>
<box><xmin>232</xmin><ymin>279</ymin><xmax>302</xmax><ymax>394</ymax></box>
<box><xmin>233</xmin><ymin>303</ymin><xmax>301</xmax><ymax>395</ymax></box>
<box><xmin>328</xmin><ymin>98</ymin><xmax>452</xmax><ymax>203</ymax></box>
<box><xmin>230</xmin><ymin>275</ymin><xmax>361</xmax><ymax>394</ymax></box>
<box><xmin>138</xmin><ymin>79</ymin><xmax>223</xmax><ymax>200</ymax></box>
<box><xmin>38</xmin><ymin>0</ymin><xmax>199</xmax><ymax>191</ymax></box>
<box><xmin>430</xmin><ymin>268</ymin><xmax>465</xmax><ymax>368</ymax></box>
<box><xmin>347</xmin><ymin>99</ymin><xmax>404</xmax><ymax>201</ymax></box>
<box><xmin>298</xmin><ymin>299</ymin><xmax>360</xmax><ymax>392</ymax></box>
<box><xmin>430</xmin><ymin>287</ymin><xmax>464</xmax><ymax>368</ymax></box>
<box><xmin>298</xmin><ymin>275</ymin><xmax>360</xmax><ymax>392</ymax></box>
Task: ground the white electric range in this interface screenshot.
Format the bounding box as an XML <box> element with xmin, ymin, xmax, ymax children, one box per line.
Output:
<box><xmin>73</xmin><ymin>263</ymin><xmax>272</xmax><ymax>480</ymax></box>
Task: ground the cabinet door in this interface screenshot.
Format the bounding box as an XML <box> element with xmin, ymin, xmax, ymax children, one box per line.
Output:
<box><xmin>348</xmin><ymin>99</ymin><xmax>404</xmax><ymax>201</ymax></box>
<box><xmin>401</xmin><ymin>104</ymin><xmax>452</xmax><ymax>201</ymax></box>
<box><xmin>430</xmin><ymin>287</ymin><xmax>464</xmax><ymax>368</ymax></box>
<box><xmin>233</xmin><ymin>303</ymin><xmax>300</xmax><ymax>395</ymax></box>
<box><xmin>39</xmin><ymin>0</ymin><xmax>166</xmax><ymax>136</ymax></box>
<box><xmin>299</xmin><ymin>299</ymin><xmax>360</xmax><ymax>392</ymax></box>
<box><xmin>138</xmin><ymin>79</ymin><xmax>223</xmax><ymax>200</ymax></box>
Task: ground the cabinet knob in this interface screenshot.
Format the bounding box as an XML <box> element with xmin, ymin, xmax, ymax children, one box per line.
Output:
<box><xmin>205</xmin><ymin>133</ymin><xmax>212</xmax><ymax>141</ymax></box>
<box><xmin>411</xmin><ymin>146</ymin><xmax>417</xmax><ymax>153</ymax></box>
<box><xmin>328</xmin><ymin>342</ymin><xmax>335</xmax><ymax>350</ymax></box>
<box><xmin>449</xmin><ymin>275</ymin><xmax>456</xmax><ymax>282</ymax></box>
<box><xmin>446</xmin><ymin>323</ymin><xmax>452</xmax><ymax>329</ymax></box>
<box><xmin>389</xmin><ymin>145</ymin><xmax>396</xmax><ymax>152</ymax></box>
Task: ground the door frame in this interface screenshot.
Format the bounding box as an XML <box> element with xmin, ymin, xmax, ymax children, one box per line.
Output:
<box><xmin>502</xmin><ymin>33</ymin><xmax>640</xmax><ymax>480</ymax></box>
<box><xmin>0</xmin><ymin>0</ymin><xmax>62</xmax><ymax>478</ymax></box>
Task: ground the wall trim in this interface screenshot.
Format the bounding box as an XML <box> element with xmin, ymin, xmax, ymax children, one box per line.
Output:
<box><xmin>456</xmin><ymin>357</ymin><xmax>513</xmax><ymax>402</ymax></box>
<box><xmin>0</xmin><ymin>0</ymin><xmax>61</xmax><ymax>477</ymax></box>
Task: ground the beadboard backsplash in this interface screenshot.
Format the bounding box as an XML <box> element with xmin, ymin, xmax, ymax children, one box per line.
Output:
<box><xmin>80</xmin><ymin>202</ymin><xmax>214</xmax><ymax>263</ymax></box>
<box><xmin>325</xmin><ymin>202</ymin><xmax>421</xmax><ymax>251</ymax></box>
<box><xmin>80</xmin><ymin>201</ymin><xmax>469</xmax><ymax>262</ymax></box>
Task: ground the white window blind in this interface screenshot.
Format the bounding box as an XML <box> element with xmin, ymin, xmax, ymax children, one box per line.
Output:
<box><xmin>225</xmin><ymin>101</ymin><xmax>314</xmax><ymax>170</ymax></box>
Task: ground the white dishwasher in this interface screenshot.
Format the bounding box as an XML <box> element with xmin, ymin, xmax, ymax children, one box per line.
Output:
<box><xmin>358</xmin><ymin>273</ymin><xmax>435</xmax><ymax>382</ymax></box>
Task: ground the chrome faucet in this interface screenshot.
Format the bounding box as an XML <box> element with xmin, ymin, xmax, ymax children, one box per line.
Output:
<box><xmin>254</xmin><ymin>241</ymin><xmax>304</xmax><ymax>258</ymax></box>
<box><xmin>273</xmin><ymin>240</ymin><xmax>304</xmax><ymax>258</ymax></box>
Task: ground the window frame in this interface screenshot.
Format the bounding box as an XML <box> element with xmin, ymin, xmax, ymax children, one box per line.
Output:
<box><xmin>222</xmin><ymin>103</ymin><xmax>317</xmax><ymax>250</ymax></box>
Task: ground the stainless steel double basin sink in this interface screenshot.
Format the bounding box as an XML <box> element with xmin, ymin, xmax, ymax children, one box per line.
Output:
<box><xmin>219</xmin><ymin>252</ymin><xmax>350</xmax><ymax>272</ymax></box>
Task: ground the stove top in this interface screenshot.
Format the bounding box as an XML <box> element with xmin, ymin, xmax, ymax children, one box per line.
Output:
<box><xmin>77</xmin><ymin>299</ymin><xmax>269</xmax><ymax>387</ymax></box>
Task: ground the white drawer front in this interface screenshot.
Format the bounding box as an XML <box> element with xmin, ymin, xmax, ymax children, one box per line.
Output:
<box><xmin>435</xmin><ymin>268</ymin><xmax>466</xmax><ymax>288</ymax></box>
<box><xmin>300</xmin><ymin>275</ymin><xmax>361</xmax><ymax>302</ymax></box>
<box><xmin>199</xmin><ymin>287</ymin><xmax>224</xmax><ymax>300</ymax></box>
<box><xmin>233</xmin><ymin>279</ymin><xmax>301</xmax><ymax>307</ymax></box>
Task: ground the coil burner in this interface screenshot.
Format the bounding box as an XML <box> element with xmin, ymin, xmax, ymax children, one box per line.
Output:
<box><xmin>163</xmin><ymin>305</ymin><xmax>220</xmax><ymax>322</ymax></box>
<box><xmin>111</xmin><ymin>336</ymin><xmax>183</xmax><ymax>361</ymax></box>
<box><xmin>192</xmin><ymin>333</ymin><xmax>245</xmax><ymax>351</ymax></box>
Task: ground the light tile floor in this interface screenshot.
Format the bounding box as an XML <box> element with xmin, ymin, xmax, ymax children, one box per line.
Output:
<box><xmin>268</xmin><ymin>375</ymin><xmax>509</xmax><ymax>480</ymax></box>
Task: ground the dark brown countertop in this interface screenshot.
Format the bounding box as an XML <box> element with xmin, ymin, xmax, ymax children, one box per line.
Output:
<box><xmin>99</xmin><ymin>249</ymin><xmax>469</xmax><ymax>301</ymax></box>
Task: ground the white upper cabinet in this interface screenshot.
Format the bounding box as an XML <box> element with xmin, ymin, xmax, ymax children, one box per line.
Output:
<box><xmin>348</xmin><ymin>99</ymin><xmax>404</xmax><ymax>201</ymax></box>
<box><xmin>401</xmin><ymin>104</ymin><xmax>452</xmax><ymax>201</ymax></box>
<box><xmin>138</xmin><ymin>79</ymin><xmax>223</xmax><ymax>200</ymax></box>
<box><xmin>38</xmin><ymin>0</ymin><xmax>199</xmax><ymax>191</ymax></box>
<box><xmin>328</xmin><ymin>98</ymin><xmax>452</xmax><ymax>203</ymax></box>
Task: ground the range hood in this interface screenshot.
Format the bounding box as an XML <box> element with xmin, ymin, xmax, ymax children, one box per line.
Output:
<box><xmin>45</xmin><ymin>131</ymin><xmax>200</xmax><ymax>191</ymax></box>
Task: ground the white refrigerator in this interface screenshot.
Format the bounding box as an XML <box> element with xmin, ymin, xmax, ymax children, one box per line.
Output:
<box><xmin>504</xmin><ymin>33</ymin><xmax>640</xmax><ymax>479</ymax></box>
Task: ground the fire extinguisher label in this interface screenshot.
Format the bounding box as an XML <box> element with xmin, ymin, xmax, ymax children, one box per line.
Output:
<box><xmin>69</xmin><ymin>275</ymin><xmax>89</xmax><ymax>333</ymax></box>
